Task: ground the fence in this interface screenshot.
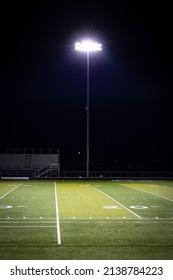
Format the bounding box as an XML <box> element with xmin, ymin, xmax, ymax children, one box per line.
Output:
<box><xmin>0</xmin><ymin>169</ymin><xmax>173</xmax><ymax>179</ymax></box>
<box><xmin>59</xmin><ymin>170</ymin><xmax>173</xmax><ymax>179</ymax></box>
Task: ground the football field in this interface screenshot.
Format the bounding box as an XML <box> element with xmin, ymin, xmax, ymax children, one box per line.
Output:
<box><xmin>0</xmin><ymin>180</ymin><xmax>173</xmax><ymax>259</ymax></box>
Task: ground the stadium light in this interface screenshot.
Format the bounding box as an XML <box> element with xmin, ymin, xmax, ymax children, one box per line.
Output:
<box><xmin>75</xmin><ymin>39</ymin><xmax>102</xmax><ymax>177</ymax></box>
<box><xmin>75</xmin><ymin>40</ymin><xmax>102</xmax><ymax>52</ymax></box>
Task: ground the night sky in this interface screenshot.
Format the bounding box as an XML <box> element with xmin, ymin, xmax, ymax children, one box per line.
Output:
<box><xmin>1</xmin><ymin>1</ymin><xmax>172</xmax><ymax>171</ymax></box>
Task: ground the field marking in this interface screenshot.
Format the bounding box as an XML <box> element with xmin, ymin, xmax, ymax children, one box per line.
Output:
<box><xmin>1</xmin><ymin>218</ymin><xmax>173</xmax><ymax>228</ymax></box>
<box><xmin>0</xmin><ymin>205</ymin><xmax>13</xmax><ymax>209</ymax></box>
<box><xmin>0</xmin><ymin>217</ymin><xmax>173</xmax><ymax>224</ymax></box>
<box><xmin>0</xmin><ymin>217</ymin><xmax>56</xmax><ymax>220</ymax></box>
<box><xmin>54</xmin><ymin>182</ymin><xmax>61</xmax><ymax>245</ymax></box>
<box><xmin>88</xmin><ymin>184</ymin><xmax>142</xmax><ymax>219</ymax></box>
<box><xmin>0</xmin><ymin>184</ymin><xmax>23</xmax><ymax>200</ymax></box>
<box><xmin>121</xmin><ymin>184</ymin><xmax>173</xmax><ymax>202</ymax></box>
<box><xmin>60</xmin><ymin>217</ymin><xmax>173</xmax><ymax>220</ymax></box>
<box><xmin>0</xmin><ymin>226</ymin><xmax>56</xmax><ymax>228</ymax></box>
<box><xmin>17</xmin><ymin>205</ymin><xmax>29</xmax><ymax>208</ymax></box>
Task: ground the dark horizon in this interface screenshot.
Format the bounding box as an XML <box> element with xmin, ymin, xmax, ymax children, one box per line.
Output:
<box><xmin>1</xmin><ymin>2</ymin><xmax>172</xmax><ymax>171</ymax></box>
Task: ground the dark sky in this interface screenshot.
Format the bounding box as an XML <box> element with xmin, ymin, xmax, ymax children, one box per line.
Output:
<box><xmin>1</xmin><ymin>1</ymin><xmax>172</xmax><ymax>170</ymax></box>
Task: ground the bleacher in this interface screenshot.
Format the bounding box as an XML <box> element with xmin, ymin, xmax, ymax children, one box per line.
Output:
<box><xmin>0</xmin><ymin>148</ymin><xmax>60</xmax><ymax>178</ymax></box>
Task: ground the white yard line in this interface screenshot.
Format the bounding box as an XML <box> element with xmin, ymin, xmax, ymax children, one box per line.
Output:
<box><xmin>0</xmin><ymin>226</ymin><xmax>57</xmax><ymax>228</ymax></box>
<box><xmin>54</xmin><ymin>182</ymin><xmax>61</xmax><ymax>245</ymax></box>
<box><xmin>121</xmin><ymin>184</ymin><xmax>173</xmax><ymax>202</ymax></box>
<box><xmin>88</xmin><ymin>184</ymin><xmax>142</xmax><ymax>219</ymax></box>
<box><xmin>0</xmin><ymin>217</ymin><xmax>56</xmax><ymax>220</ymax></box>
<box><xmin>0</xmin><ymin>184</ymin><xmax>23</xmax><ymax>200</ymax></box>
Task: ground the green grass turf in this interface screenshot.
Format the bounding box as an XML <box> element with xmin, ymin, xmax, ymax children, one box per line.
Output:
<box><xmin>0</xmin><ymin>179</ymin><xmax>173</xmax><ymax>259</ymax></box>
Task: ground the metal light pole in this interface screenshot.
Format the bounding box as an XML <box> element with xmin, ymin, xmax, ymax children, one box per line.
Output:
<box><xmin>86</xmin><ymin>51</ymin><xmax>90</xmax><ymax>177</ymax></box>
<box><xmin>75</xmin><ymin>40</ymin><xmax>102</xmax><ymax>177</ymax></box>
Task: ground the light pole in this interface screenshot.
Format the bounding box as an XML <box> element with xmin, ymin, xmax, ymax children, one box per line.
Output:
<box><xmin>75</xmin><ymin>40</ymin><xmax>102</xmax><ymax>177</ymax></box>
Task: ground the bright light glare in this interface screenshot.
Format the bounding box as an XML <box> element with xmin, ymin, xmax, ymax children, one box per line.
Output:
<box><xmin>75</xmin><ymin>40</ymin><xmax>102</xmax><ymax>52</ymax></box>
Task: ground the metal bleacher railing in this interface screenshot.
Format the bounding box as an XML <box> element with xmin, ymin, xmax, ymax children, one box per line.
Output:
<box><xmin>0</xmin><ymin>148</ymin><xmax>60</xmax><ymax>178</ymax></box>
